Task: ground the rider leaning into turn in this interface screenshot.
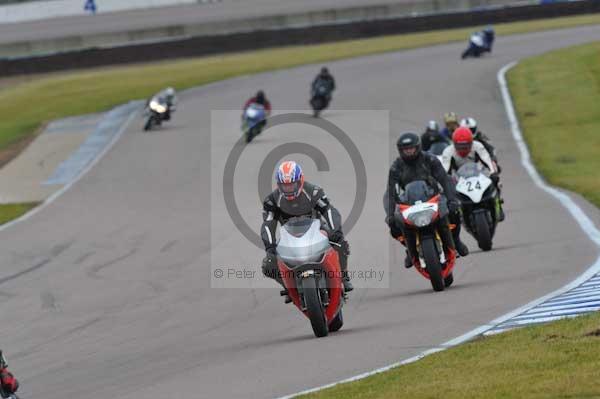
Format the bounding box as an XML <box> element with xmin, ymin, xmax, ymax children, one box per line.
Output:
<box><xmin>243</xmin><ymin>90</ymin><xmax>272</xmax><ymax>114</ymax></box>
<box><xmin>149</xmin><ymin>87</ymin><xmax>178</xmax><ymax>120</ymax></box>
<box><xmin>0</xmin><ymin>351</ymin><xmax>18</xmax><ymax>398</ymax></box>
<box><xmin>386</xmin><ymin>133</ymin><xmax>469</xmax><ymax>269</ymax></box>
<box><xmin>441</xmin><ymin>126</ymin><xmax>505</xmax><ymax>221</ymax></box>
<box><xmin>261</xmin><ymin>161</ymin><xmax>353</xmax><ymax>294</ymax></box>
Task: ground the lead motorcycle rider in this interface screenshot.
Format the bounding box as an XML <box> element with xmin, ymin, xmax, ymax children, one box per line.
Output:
<box><xmin>441</xmin><ymin>127</ymin><xmax>505</xmax><ymax>221</ymax></box>
<box><xmin>147</xmin><ymin>87</ymin><xmax>178</xmax><ymax>121</ymax></box>
<box><xmin>386</xmin><ymin>133</ymin><xmax>469</xmax><ymax>269</ymax></box>
<box><xmin>261</xmin><ymin>161</ymin><xmax>353</xmax><ymax>294</ymax></box>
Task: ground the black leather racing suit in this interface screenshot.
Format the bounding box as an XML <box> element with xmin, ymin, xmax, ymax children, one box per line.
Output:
<box><xmin>386</xmin><ymin>152</ymin><xmax>461</xmax><ymax>259</ymax></box>
<box><xmin>421</xmin><ymin>130</ymin><xmax>450</xmax><ymax>152</ymax></box>
<box><xmin>312</xmin><ymin>73</ymin><xmax>336</xmax><ymax>94</ymax></box>
<box><xmin>261</xmin><ymin>182</ymin><xmax>349</xmax><ymax>283</ymax></box>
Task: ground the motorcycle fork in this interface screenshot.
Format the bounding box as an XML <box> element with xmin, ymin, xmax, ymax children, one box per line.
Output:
<box><xmin>416</xmin><ymin>230</ymin><xmax>446</xmax><ymax>268</ymax></box>
<box><xmin>297</xmin><ymin>272</ymin><xmax>330</xmax><ymax>311</ymax></box>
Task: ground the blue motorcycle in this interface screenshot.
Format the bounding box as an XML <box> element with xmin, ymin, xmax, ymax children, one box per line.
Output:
<box><xmin>242</xmin><ymin>103</ymin><xmax>267</xmax><ymax>143</ymax></box>
<box><xmin>461</xmin><ymin>27</ymin><xmax>495</xmax><ymax>59</ymax></box>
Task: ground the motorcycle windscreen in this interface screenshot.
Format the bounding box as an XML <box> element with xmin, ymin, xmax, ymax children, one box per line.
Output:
<box><xmin>428</xmin><ymin>141</ymin><xmax>449</xmax><ymax>156</ymax></box>
<box><xmin>470</xmin><ymin>33</ymin><xmax>485</xmax><ymax>47</ymax></box>
<box><xmin>455</xmin><ymin>162</ymin><xmax>492</xmax><ymax>203</ymax></box>
<box><xmin>277</xmin><ymin>219</ymin><xmax>331</xmax><ymax>267</ymax></box>
<box><xmin>456</xmin><ymin>162</ymin><xmax>487</xmax><ymax>179</ymax></box>
<box><xmin>400</xmin><ymin>180</ymin><xmax>436</xmax><ymax>205</ymax></box>
<box><xmin>246</xmin><ymin>103</ymin><xmax>264</xmax><ymax>116</ymax></box>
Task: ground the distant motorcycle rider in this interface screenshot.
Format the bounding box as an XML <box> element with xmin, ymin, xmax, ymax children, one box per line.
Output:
<box><xmin>421</xmin><ymin>120</ymin><xmax>450</xmax><ymax>152</ymax></box>
<box><xmin>311</xmin><ymin>67</ymin><xmax>336</xmax><ymax>98</ymax></box>
<box><xmin>482</xmin><ymin>26</ymin><xmax>495</xmax><ymax>53</ymax></box>
<box><xmin>442</xmin><ymin>126</ymin><xmax>505</xmax><ymax>221</ymax></box>
<box><xmin>0</xmin><ymin>351</ymin><xmax>18</xmax><ymax>398</ymax></box>
<box><xmin>243</xmin><ymin>90</ymin><xmax>272</xmax><ymax>115</ymax></box>
<box><xmin>261</xmin><ymin>161</ymin><xmax>353</xmax><ymax>293</ymax></box>
<box><xmin>460</xmin><ymin>117</ymin><xmax>501</xmax><ymax>172</ymax></box>
<box><xmin>148</xmin><ymin>87</ymin><xmax>177</xmax><ymax>121</ymax></box>
<box><xmin>386</xmin><ymin>133</ymin><xmax>469</xmax><ymax>269</ymax></box>
<box><xmin>440</xmin><ymin>112</ymin><xmax>460</xmax><ymax>140</ymax></box>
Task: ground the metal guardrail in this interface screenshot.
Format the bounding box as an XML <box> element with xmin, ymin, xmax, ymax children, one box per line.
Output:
<box><xmin>1</xmin><ymin>0</ymin><xmax>599</xmax><ymax>76</ymax></box>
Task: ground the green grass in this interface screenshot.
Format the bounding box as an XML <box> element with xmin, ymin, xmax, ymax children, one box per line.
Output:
<box><xmin>1</xmin><ymin>13</ymin><xmax>600</xmax><ymax>153</ymax></box>
<box><xmin>301</xmin><ymin>312</ymin><xmax>600</xmax><ymax>399</ymax></box>
<box><xmin>0</xmin><ymin>202</ymin><xmax>38</xmax><ymax>225</ymax></box>
<box><xmin>508</xmin><ymin>41</ymin><xmax>600</xmax><ymax>207</ymax></box>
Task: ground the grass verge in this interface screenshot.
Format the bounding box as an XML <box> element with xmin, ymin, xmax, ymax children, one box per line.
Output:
<box><xmin>0</xmin><ymin>202</ymin><xmax>38</xmax><ymax>225</ymax></box>
<box><xmin>508</xmin><ymin>40</ymin><xmax>600</xmax><ymax>207</ymax></box>
<box><xmin>301</xmin><ymin>312</ymin><xmax>600</xmax><ymax>398</ymax></box>
<box><xmin>1</xmin><ymin>13</ymin><xmax>600</xmax><ymax>156</ymax></box>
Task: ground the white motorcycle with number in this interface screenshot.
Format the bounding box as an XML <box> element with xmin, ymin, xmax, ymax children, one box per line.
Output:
<box><xmin>454</xmin><ymin>162</ymin><xmax>499</xmax><ymax>251</ymax></box>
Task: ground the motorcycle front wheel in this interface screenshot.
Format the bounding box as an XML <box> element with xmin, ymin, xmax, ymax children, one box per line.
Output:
<box><xmin>422</xmin><ymin>237</ymin><xmax>445</xmax><ymax>292</ymax></box>
<box><xmin>302</xmin><ymin>276</ymin><xmax>329</xmax><ymax>337</ymax></box>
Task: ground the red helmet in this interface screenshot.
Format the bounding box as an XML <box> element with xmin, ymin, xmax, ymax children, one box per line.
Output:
<box><xmin>452</xmin><ymin>126</ymin><xmax>473</xmax><ymax>157</ymax></box>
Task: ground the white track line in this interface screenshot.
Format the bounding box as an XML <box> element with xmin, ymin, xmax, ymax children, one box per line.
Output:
<box><xmin>276</xmin><ymin>61</ymin><xmax>600</xmax><ymax>399</ymax></box>
<box><xmin>0</xmin><ymin>106</ymin><xmax>139</xmax><ymax>233</ymax></box>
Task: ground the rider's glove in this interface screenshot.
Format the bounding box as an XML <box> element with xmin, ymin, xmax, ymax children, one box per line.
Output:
<box><xmin>329</xmin><ymin>230</ymin><xmax>345</xmax><ymax>244</ymax></box>
<box><xmin>490</xmin><ymin>173</ymin><xmax>500</xmax><ymax>185</ymax></box>
<box><xmin>261</xmin><ymin>250</ymin><xmax>278</xmax><ymax>278</ymax></box>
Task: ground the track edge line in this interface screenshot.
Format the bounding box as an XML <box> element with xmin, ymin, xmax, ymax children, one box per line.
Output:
<box><xmin>0</xmin><ymin>104</ymin><xmax>139</xmax><ymax>233</ymax></box>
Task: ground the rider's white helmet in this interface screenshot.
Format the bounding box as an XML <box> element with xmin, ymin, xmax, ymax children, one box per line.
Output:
<box><xmin>460</xmin><ymin>117</ymin><xmax>478</xmax><ymax>134</ymax></box>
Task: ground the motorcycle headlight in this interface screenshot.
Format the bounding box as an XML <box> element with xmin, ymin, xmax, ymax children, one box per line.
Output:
<box><xmin>150</xmin><ymin>101</ymin><xmax>167</xmax><ymax>113</ymax></box>
<box><xmin>408</xmin><ymin>210</ymin><xmax>435</xmax><ymax>227</ymax></box>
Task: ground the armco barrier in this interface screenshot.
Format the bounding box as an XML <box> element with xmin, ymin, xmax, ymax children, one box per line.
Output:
<box><xmin>2</xmin><ymin>0</ymin><xmax>599</xmax><ymax>76</ymax></box>
<box><xmin>1</xmin><ymin>0</ymin><xmax>534</xmax><ymax>58</ymax></box>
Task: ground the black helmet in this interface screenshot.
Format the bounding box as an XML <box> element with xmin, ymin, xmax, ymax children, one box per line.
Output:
<box><xmin>320</xmin><ymin>67</ymin><xmax>329</xmax><ymax>75</ymax></box>
<box><xmin>397</xmin><ymin>133</ymin><xmax>422</xmax><ymax>162</ymax></box>
<box><xmin>256</xmin><ymin>90</ymin><xmax>265</xmax><ymax>103</ymax></box>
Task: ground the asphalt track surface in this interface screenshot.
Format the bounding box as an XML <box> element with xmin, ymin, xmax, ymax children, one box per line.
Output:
<box><xmin>0</xmin><ymin>0</ymin><xmax>418</xmax><ymax>44</ymax></box>
<box><xmin>1</xmin><ymin>26</ymin><xmax>600</xmax><ymax>399</ymax></box>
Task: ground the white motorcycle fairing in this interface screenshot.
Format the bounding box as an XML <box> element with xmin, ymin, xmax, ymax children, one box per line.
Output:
<box><xmin>456</xmin><ymin>174</ymin><xmax>492</xmax><ymax>203</ymax></box>
<box><xmin>277</xmin><ymin>220</ymin><xmax>331</xmax><ymax>267</ymax></box>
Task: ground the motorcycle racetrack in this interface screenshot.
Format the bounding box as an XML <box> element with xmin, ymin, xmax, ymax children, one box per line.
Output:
<box><xmin>2</xmin><ymin>25</ymin><xmax>600</xmax><ymax>399</ymax></box>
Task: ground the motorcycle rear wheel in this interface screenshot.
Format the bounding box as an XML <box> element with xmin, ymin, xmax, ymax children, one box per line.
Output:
<box><xmin>475</xmin><ymin>212</ymin><xmax>493</xmax><ymax>251</ymax></box>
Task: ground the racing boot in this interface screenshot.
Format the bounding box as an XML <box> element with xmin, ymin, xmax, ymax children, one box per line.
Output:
<box><xmin>454</xmin><ymin>237</ymin><xmax>469</xmax><ymax>257</ymax></box>
<box><xmin>280</xmin><ymin>289</ymin><xmax>292</xmax><ymax>304</ymax></box>
<box><xmin>337</xmin><ymin>241</ymin><xmax>354</xmax><ymax>292</ymax></box>
<box><xmin>263</xmin><ymin>253</ymin><xmax>292</xmax><ymax>303</ymax></box>
<box><xmin>342</xmin><ymin>272</ymin><xmax>354</xmax><ymax>292</ymax></box>
<box><xmin>404</xmin><ymin>250</ymin><xmax>414</xmax><ymax>269</ymax></box>
<box><xmin>448</xmin><ymin>213</ymin><xmax>469</xmax><ymax>257</ymax></box>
